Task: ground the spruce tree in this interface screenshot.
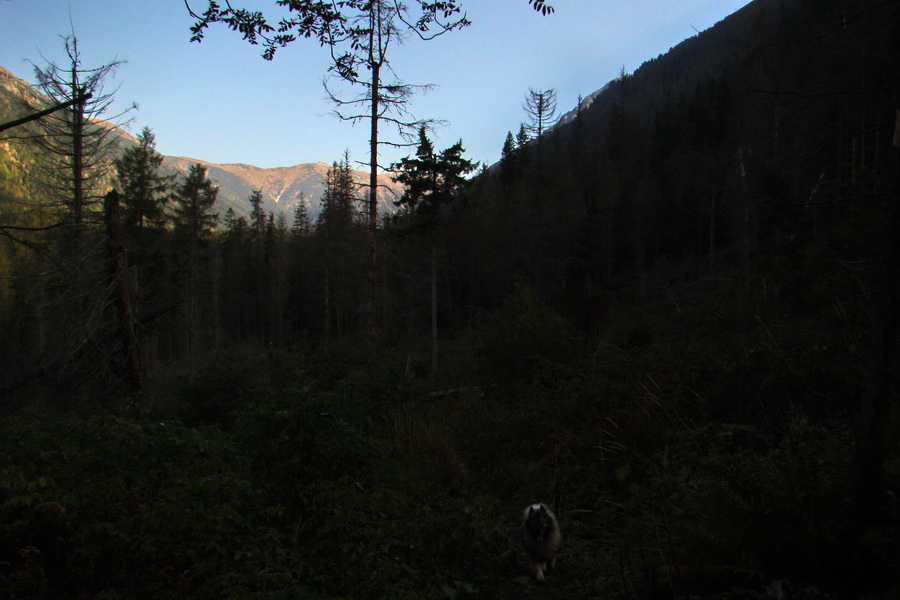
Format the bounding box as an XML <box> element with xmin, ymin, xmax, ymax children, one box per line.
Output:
<box><xmin>171</xmin><ymin>163</ymin><xmax>218</xmax><ymax>377</ymax></box>
<box><xmin>390</xmin><ymin>128</ymin><xmax>475</xmax><ymax>370</ymax></box>
<box><xmin>515</xmin><ymin>123</ymin><xmax>531</xmax><ymax>148</ymax></box>
<box><xmin>391</xmin><ymin>126</ymin><xmax>475</xmax><ymax>225</ymax></box>
<box><xmin>172</xmin><ymin>163</ymin><xmax>218</xmax><ymax>243</ymax></box>
<box><xmin>224</xmin><ymin>207</ymin><xmax>248</xmax><ymax>238</ymax></box>
<box><xmin>392</xmin><ymin>126</ymin><xmax>438</xmax><ymax>216</ymax></box>
<box><xmin>500</xmin><ymin>130</ymin><xmax>519</xmax><ymax>185</ymax></box>
<box><xmin>291</xmin><ymin>196</ymin><xmax>312</xmax><ymax>238</ymax></box>
<box><xmin>317</xmin><ymin>154</ymin><xmax>358</xmax><ymax>232</ymax></box>
<box><xmin>115</xmin><ymin>127</ymin><xmax>171</xmax><ymax>231</ymax></box>
<box><xmin>316</xmin><ymin>155</ymin><xmax>363</xmax><ymax>346</ymax></box>
<box><xmin>501</xmin><ymin>131</ymin><xmax>516</xmax><ymax>162</ymax></box>
<box><xmin>248</xmin><ymin>188</ymin><xmax>266</xmax><ymax>237</ymax></box>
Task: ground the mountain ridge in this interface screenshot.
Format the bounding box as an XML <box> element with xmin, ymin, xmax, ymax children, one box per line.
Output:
<box><xmin>0</xmin><ymin>64</ymin><xmax>402</xmax><ymax>223</ymax></box>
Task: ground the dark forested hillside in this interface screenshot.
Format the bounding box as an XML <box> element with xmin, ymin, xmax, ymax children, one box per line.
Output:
<box><xmin>2</xmin><ymin>0</ymin><xmax>899</xmax><ymax>598</ymax></box>
<box><xmin>457</xmin><ymin>0</ymin><xmax>898</xmax><ymax>317</ymax></box>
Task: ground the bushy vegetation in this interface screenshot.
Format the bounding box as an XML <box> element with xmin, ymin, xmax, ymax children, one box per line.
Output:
<box><xmin>3</xmin><ymin>284</ymin><xmax>898</xmax><ymax>599</ymax></box>
<box><xmin>0</xmin><ymin>413</ymin><xmax>293</xmax><ymax>598</ymax></box>
<box><xmin>2</xmin><ymin>0</ymin><xmax>898</xmax><ymax>597</ymax></box>
<box><xmin>0</xmin><ymin>375</ymin><xmax>510</xmax><ymax>600</ymax></box>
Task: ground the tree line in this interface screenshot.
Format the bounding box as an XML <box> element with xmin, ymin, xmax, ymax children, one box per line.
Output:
<box><xmin>2</xmin><ymin>0</ymin><xmax>900</xmax><ymax>596</ymax></box>
<box><xmin>1</xmin><ymin>0</ymin><xmax>560</xmax><ymax>404</ymax></box>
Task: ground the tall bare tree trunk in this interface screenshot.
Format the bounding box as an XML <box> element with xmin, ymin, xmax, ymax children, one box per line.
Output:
<box><xmin>856</xmin><ymin>110</ymin><xmax>900</xmax><ymax>518</ymax></box>
<box><xmin>431</xmin><ymin>244</ymin><xmax>438</xmax><ymax>373</ymax></box>
<box><xmin>104</xmin><ymin>190</ymin><xmax>144</xmax><ymax>399</ymax></box>
<box><xmin>211</xmin><ymin>251</ymin><xmax>222</xmax><ymax>350</ymax></box>
<box><xmin>71</xmin><ymin>76</ymin><xmax>86</xmax><ymax>265</ymax></box>
<box><xmin>367</xmin><ymin>50</ymin><xmax>381</xmax><ymax>377</ymax></box>
<box><xmin>324</xmin><ymin>261</ymin><xmax>331</xmax><ymax>351</ymax></box>
<box><xmin>740</xmin><ymin>146</ymin><xmax>751</xmax><ymax>317</ymax></box>
<box><xmin>709</xmin><ymin>192</ymin><xmax>715</xmax><ymax>276</ymax></box>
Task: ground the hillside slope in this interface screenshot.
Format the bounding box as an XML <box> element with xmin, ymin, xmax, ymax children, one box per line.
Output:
<box><xmin>161</xmin><ymin>156</ymin><xmax>402</xmax><ymax>221</ymax></box>
<box><xmin>0</xmin><ymin>65</ymin><xmax>402</xmax><ymax>223</ymax></box>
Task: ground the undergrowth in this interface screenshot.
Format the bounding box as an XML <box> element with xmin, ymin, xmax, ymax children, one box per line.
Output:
<box><xmin>2</xmin><ymin>288</ymin><xmax>899</xmax><ymax>599</ymax></box>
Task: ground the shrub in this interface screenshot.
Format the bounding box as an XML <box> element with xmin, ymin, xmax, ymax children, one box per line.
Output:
<box><xmin>475</xmin><ymin>283</ymin><xmax>573</xmax><ymax>385</ymax></box>
<box><xmin>0</xmin><ymin>412</ymin><xmax>312</xmax><ymax>599</ymax></box>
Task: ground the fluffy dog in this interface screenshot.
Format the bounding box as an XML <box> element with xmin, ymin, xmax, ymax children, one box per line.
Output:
<box><xmin>522</xmin><ymin>503</ymin><xmax>562</xmax><ymax>581</ymax></box>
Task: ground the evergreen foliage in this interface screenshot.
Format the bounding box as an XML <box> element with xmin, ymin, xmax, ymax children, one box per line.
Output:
<box><xmin>248</xmin><ymin>187</ymin><xmax>266</xmax><ymax>237</ymax></box>
<box><xmin>317</xmin><ymin>154</ymin><xmax>359</xmax><ymax>233</ymax></box>
<box><xmin>291</xmin><ymin>196</ymin><xmax>313</xmax><ymax>238</ymax></box>
<box><xmin>1</xmin><ymin>0</ymin><xmax>898</xmax><ymax>597</ymax></box>
<box><xmin>114</xmin><ymin>127</ymin><xmax>171</xmax><ymax>231</ymax></box>
<box><xmin>171</xmin><ymin>163</ymin><xmax>218</xmax><ymax>241</ymax></box>
<box><xmin>391</xmin><ymin>126</ymin><xmax>476</xmax><ymax>226</ymax></box>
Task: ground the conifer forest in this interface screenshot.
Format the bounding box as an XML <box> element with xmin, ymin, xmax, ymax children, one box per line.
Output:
<box><xmin>1</xmin><ymin>0</ymin><xmax>900</xmax><ymax>597</ymax></box>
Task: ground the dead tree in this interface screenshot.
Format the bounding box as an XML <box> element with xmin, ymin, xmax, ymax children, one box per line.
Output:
<box><xmin>103</xmin><ymin>189</ymin><xmax>144</xmax><ymax>399</ymax></box>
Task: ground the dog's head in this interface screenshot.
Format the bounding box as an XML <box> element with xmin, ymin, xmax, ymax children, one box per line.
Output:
<box><xmin>524</xmin><ymin>503</ymin><xmax>554</xmax><ymax>542</ymax></box>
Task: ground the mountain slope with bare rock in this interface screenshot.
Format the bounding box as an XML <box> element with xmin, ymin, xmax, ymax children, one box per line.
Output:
<box><xmin>0</xmin><ymin>64</ymin><xmax>402</xmax><ymax>224</ymax></box>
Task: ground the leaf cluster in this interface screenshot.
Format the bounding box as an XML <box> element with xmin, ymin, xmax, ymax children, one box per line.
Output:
<box><xmin>187</xmin><ymin>0</ymin><xmax>344</xmax><ymax>60</ymax></box>
<box><xmin>187</xmin><ymin>0</ymin><xmax>471</xmax><ymax>62</ymax></box>
<box><xmin>527</xmin><ymin>0</ymin><xmax>554</xmax><ymax>16</ymax></box>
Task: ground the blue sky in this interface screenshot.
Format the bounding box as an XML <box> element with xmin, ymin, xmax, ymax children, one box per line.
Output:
<box><xmin>1</xmin><ymin>0</ymin><xmax>750</xmax><ymax>170</ymax></box>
